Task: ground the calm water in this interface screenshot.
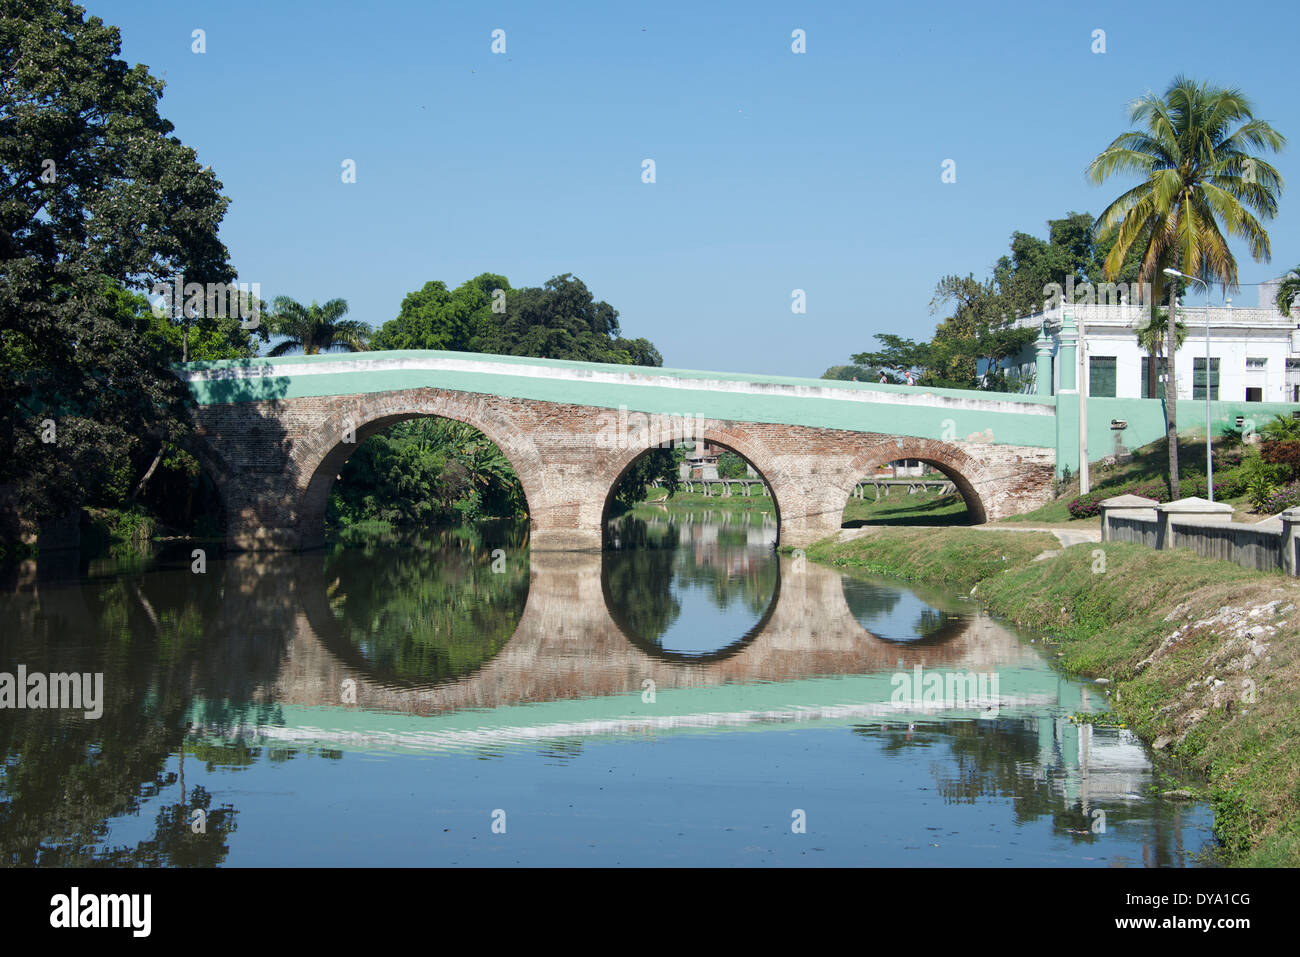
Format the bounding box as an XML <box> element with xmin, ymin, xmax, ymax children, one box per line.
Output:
<box><xmin>0</xmin><ymin>511</ymin><xmax>1215</xmax><ymax>866</ymax></box>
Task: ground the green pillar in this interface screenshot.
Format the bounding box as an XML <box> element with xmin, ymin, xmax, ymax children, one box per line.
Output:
<box><xmin>1056</xmin><ymin>311</ymin><xmax>1080</xmax><ymax>478</ymax></box>
<box><xmin>1035</xmin><ymin>323</ymin><xmax>1053</xmax><ymax>396</ymax></box>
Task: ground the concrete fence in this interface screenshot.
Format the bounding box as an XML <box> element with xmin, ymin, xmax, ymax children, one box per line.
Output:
<box><xmin>1099</xmin><ymin>493</ymin><xmax>1300</xmax><ymax>575</ymax></box>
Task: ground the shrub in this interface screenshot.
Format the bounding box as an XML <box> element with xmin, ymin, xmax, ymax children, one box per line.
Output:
<box><xmin>1247</xmin><ymin>474</ymin><xmax>1279</xmax><ymax>512</ymax></box>
<box><xmin>1262</xmin><ymin>480</ymin><xmax>1300</xmax><ymax>514</ymax></box>
<box><xmin>1260</xmin><ymin>440</ymin><xmax>1300</xmax><ymax>480</ymax></box>
<box><xmin>1065</xmin><ymin>476</ymin><xmax>1231</xmax><ymax>519</ymax></box>
<box><xmin>1240</xmin><ymin>450</ymin><xmax>1290</xmax><ymax>489</ymax></box>
<box><xmin>1208</xmin><ymin>468</ymin><xmax>1246</xmax><ymax>499</ymax></box>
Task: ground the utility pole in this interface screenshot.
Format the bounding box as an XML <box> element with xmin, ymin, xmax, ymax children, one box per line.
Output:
<box><xmin>1079</xmin><ymin>311</ymin><xmax>1090</xmax><ymax>494</ymax></box>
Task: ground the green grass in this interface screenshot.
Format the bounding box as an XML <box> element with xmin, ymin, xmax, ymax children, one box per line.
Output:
<box><xmin>642</xmin><ymin>488</ymin><xmax>776</xmax><ymax>512</ymax></box>
<box><xmin>644</xmin><ymin>485</ymin><xmax>969</xmax><ymax>525</ymax></box>
<box><xmin>842</xmin><ymin>489</ymin><xmax>969</xmax><ymax>527</ymax></box>
<box><xmin>801</xmin><ymin>527</ymin><xmax>1056</xmax><ymax>590</ymax></box>
<box><xmin>801</xmin><ymin>525</ymin><xmax>1300</xmax><ymax>867</ymax></box>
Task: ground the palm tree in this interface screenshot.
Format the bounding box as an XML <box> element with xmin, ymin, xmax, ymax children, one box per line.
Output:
<box><xmin>265</xmin><ymin>296</ymin><xmax>369</xmax><ymax>356</ymax></box>
<box><xmin>1260</xmin><ymin>413</ymin><xmax>1300</xmax><ymax>441</ymax></box>
<box><xmin>1088</xmin><ymin>76</ymin><xmax>1284</xmax><ymax>497</ymax></box>
<box><xmin>1274</xmin><ymin>268</ymin><xmax>1300</xmax><ymax>317</ymax></box>
<box><xmin>1134</xmin><ymin>304</ymin><xmax>1187</xmax><ymax>397</ymax></box>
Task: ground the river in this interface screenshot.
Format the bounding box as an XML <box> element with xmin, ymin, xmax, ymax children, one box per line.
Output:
<box><xmin>0</xmin><ymin>508</ymin><xmax>1215</xmax><ymax>866</ymax></box>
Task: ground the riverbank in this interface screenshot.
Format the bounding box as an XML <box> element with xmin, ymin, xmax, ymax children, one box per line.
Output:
<box><xmin>642</xmin><ymin>489</ymin><xmax>775</xmax><ymax>511</ymax></box>
<box><xmin>799</xmin><ymin>526</ymin><xmax>1300</xmax><ymax>867</ymax></box>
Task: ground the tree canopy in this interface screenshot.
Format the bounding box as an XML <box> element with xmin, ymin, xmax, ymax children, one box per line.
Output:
<box><xmin>849</xmin><ymin>211</ymin><xmax>1145</xmax><ymax>391</ymax></box>
<box><xmin>372</xmin><ymin>272</ymin><xmax>663</xmax><ymax>366</ymax></box>
<box><xmin>1</xmin><ymin>0</ymin><xmax>256</xmax><ymax>520</ymax></box>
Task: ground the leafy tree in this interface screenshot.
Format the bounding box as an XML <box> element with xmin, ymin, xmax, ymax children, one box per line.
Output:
<box><xmin>265</xmin><ymin>296</ymin><xmax>368</xmax><ymax>356</ymax></box>
<box><xmin>376</xmin><ymin>272</ymin><xmax>663</xmax><ymax>366</ymax></box>
<box><xmin>847</xmin><ymin>213</ymin><xmax>1135</xmax><ymax>392</ymax></box>
<box><xmin>1260</xmin><ymin>413</ymin><xmax>1300</xmax><ymax>441</ymax></box>
<box><xmin>852</xmin><ymin>334</ymin><xmax>933</xmax><ymax>384</ymax></box>
<box><xmin>1</xmin><ymin>0</ymin><xmax>243</xmax><ymax>521</ymax></box>
<box><xmin>370</xmin><ymin>273</ymin><xmax>511</xmax><ymax>352</ymax></box>
<box><xmin>610</xmin><ymin>448</ymin><xmax>679</xmax><ymax>511</ymax></box>
<box><xmin>327</xmin><ymin>418</ymin><xmax>528</xmax><ymax>528</ymax></box>
<box><xmin>1089</xmin><ymin>76</ymin><xmax>1285</xmax><ymax>496</ymax></box>
<box><xmin>821</xmin><ymin>364</ymin><xmax>878</xmax><ymax>381</ymax></box>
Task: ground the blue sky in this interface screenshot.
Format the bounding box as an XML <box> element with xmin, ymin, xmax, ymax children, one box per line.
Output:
<box><xmin>103</xmin><ymin>0</ymin><xmax>1300</xmax><ymax>377</ymax></box>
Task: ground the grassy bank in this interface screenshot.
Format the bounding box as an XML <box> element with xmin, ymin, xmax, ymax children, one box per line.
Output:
<box><xmin>643</xmin><ymin>487</ymin><xmax>970</xmax><ymax>525</ymax></box>
<box><xmin>643</xmin><ymin>488</ymin><xmax>775</xmax><ymax>512</ymax></box>
<box><xmin>843</xmin><ymin>489</ymin><xmax>969</xmax><ymax>527</ymax></box>
<box><xmin>803</xmin><ymin>526</ymin><xmax>1300</xmax><ymax>867</ymax></box>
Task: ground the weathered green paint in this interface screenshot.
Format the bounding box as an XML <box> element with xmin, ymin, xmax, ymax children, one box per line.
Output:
<box><xmin>181</xmin><ymin>350</ymin><xmax>1059</xmax><ymax>449</ymax></box>
<box><xmin>1088</xmin><ymin>397</ymin><xmax>1300</xmax><ymax>458</ymax></box>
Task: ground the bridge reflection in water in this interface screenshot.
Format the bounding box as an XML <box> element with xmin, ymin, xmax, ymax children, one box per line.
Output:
<box><xmin>1</xmin><ymin>518</ymin><xmax>1210</xmax><ymax>866</ymax></box>
<box><xmin>168</xmin><ymin>526</ymin><xmax>1141</xmax><ymax>819</ymax></box>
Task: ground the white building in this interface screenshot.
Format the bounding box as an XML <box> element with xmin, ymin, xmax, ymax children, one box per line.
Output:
<box><xmin>1004</xmin><ymin>278</ymin><xmax>1300</xmax><ymax>402</ymax></box>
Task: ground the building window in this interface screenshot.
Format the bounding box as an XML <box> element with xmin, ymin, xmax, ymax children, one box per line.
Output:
<box><xmin>1193</xmin><ymin>357</ymin><xmax>1220</xmax><ymax>400</ymax></box>
<box><xmin>1089</xmin><ymin>356</ymin><xmax>1116</xmax><ymax>397</ymax></box>
<box><xmin>1140</xmin><ymin>357</ymin><xmax>1169</xmax><ymax>398</ymax></box>
<box><xmin>1246</xmin><ymin>387</ymin><xmax>1263</xmax><ymax>402</ymax></box>
<box><xmin>1247</xmin><ymin>357</ymin><xmax>1267</xmax><ymax>369</ymax></box>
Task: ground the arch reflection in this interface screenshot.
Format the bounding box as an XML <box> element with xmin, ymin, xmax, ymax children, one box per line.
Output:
<box><xmin>312</xmin><ymin>523</ymin><xmax>529</xmax><ymax>688</ymax></box>
<box><xmin>840</xmin><ymin>575</ymin><xmax>971</xmax><ymax>646</ymax></box>
<box><xmin>602</xmin><ymin>512</ymin><xmax>779</xmax><ymax>662</ymax></box>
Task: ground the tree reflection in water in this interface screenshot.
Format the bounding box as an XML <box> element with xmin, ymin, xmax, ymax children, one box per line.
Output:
<box><xmin>841</xmin><ymin>576</ymin><xmax>970</xmax><ymax>644</ymax></box>
<box><xmin>321</xmin><ymin>522</ymin><xmax>530</xmax><ymax>685</ymax></box>
<box><xmin>0</xmin><ymin>564</ymin><xmax>240</xmax><ymax>865</ymax></box>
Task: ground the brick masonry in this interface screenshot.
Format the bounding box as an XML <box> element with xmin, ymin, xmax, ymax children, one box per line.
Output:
<box><xmin>191</xmin><ymin>388</ymin><xmax>1057</xmax><ymax>551</ymax></box>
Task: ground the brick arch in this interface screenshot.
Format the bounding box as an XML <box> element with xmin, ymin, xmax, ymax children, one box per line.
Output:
<box><xmin>292</xmin><ymin>390</ymin><xmax>544</xmax><ymax>549</ymax></box>
<box><xmin>845</xmin><ymin>438</ymin><xmax>989</xmax><ymax>524</ymax></box>
<box><xmin>597</xmin><ymin>420</ymin><xmax>785</xmax><ymax>533</ymax></box>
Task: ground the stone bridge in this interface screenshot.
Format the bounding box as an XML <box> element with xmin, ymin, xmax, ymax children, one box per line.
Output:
<box><xmin>182</xmin><ymin>350</ymin><xmax>1059</xmax><ymax>551</ymax></box>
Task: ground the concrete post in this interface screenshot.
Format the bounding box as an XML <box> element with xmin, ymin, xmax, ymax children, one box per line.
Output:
<box><xmin>1035</xmin><ymin>323</ymin><xmax>1053</xmax><ymax>397</ymax></box>
<box><xmin>1056</xmin><ymin>311</ymin><xmax>1079</xmax><ymax>478</ymax></box>
<box><xmin>1281</xmin><ymin>507</ymin><xmax>1300</xmax><ymax>576</ymax></box>
<box><xmin>1156</xmin><ymin>496</ymin><xmax>1234</xmax><ymax>550</ymax></box>
<box><xmin>1097</xmin><ymin>494</ymin><xmax>1158</xmax><ymax>542</ymax></box>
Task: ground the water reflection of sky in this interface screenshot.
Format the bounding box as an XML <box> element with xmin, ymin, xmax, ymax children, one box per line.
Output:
<box><xmin>654</xmin><ymin>564</ymin><xmax>770</xmax><ymax>655</ymax></box>
<box><xmin>841</xmin><ymin>577</ymin><xmax>966</xmax><ymax>643</ymax></box>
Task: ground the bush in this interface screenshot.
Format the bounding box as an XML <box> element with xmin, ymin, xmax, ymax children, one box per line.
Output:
<box><xmin>1065</xmin><ymin>476</ymin><xmax>1231</xmax><ymax>519</ymax></box>
<box><xmin>1260</xmin><ymin>440</ymin><xmax>1300</xmax><ymax>480</ymax></box>
<box><xmin>1209</xmin><ymin>468</ymin><xmax>1246</xmax><ymax>499</ymax></box>
<box><xmin>1247</xmin><ymin>474</ymin><xmax>1279</xmax><ymax>512</ymax></box>
<box><xmin>1262</xmin><ymin>481</ymin><xmax>1300</xmax><ymax>514</ymax></box>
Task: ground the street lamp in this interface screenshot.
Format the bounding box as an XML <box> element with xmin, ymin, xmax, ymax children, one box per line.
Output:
<box><xmin>1164</xmin><ymin>268</ymin><xmax>1213</xmax><ymax>501</ymax></box>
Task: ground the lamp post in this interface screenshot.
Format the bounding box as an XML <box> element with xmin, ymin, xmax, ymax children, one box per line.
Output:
<box><xmin>1164</xmin><ymin>268</ymin><xmax>1212</xmax><ymax>501</ymax></box>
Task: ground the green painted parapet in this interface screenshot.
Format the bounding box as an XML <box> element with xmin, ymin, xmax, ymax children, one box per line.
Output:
<box><xmin>180</xmin><ymin>350</ymin><xmax>1060</xmax><ymax>449</ymax></box>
